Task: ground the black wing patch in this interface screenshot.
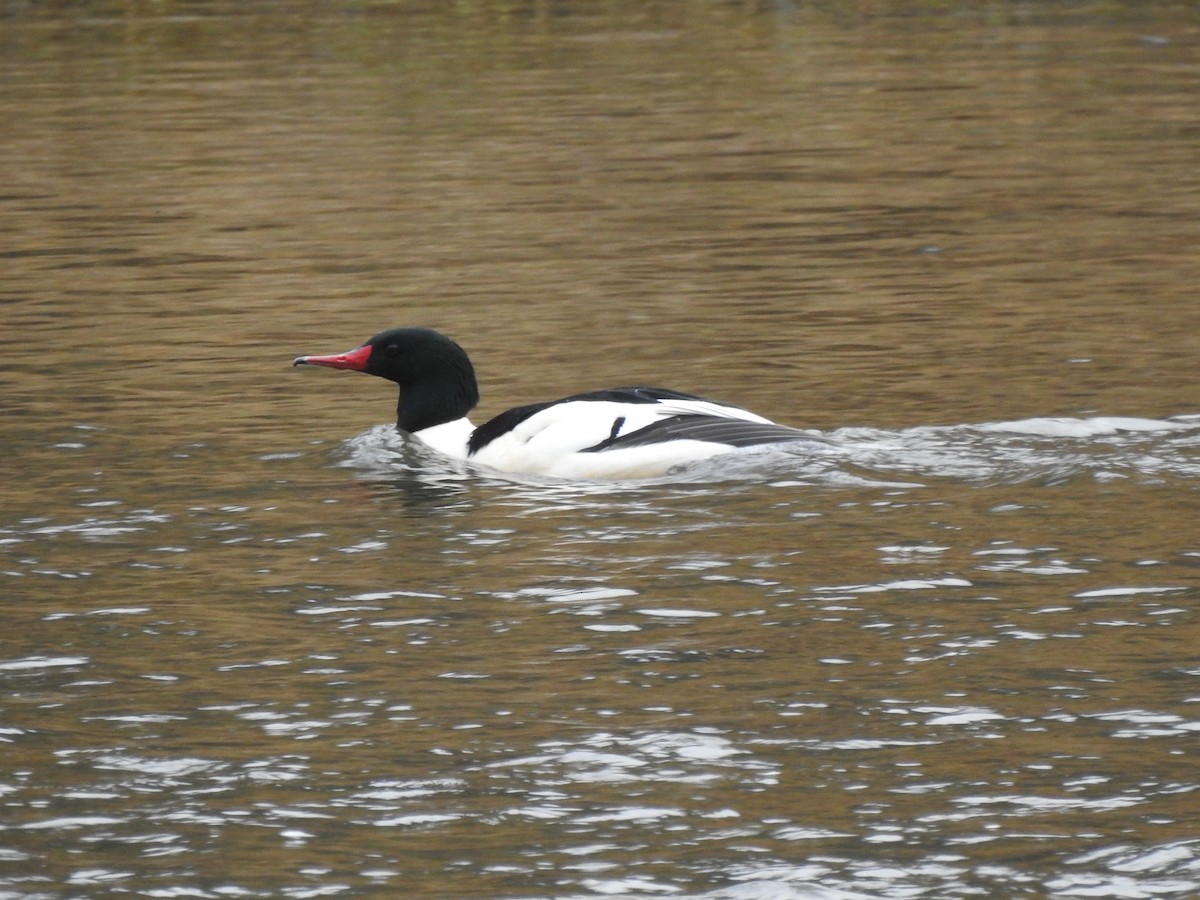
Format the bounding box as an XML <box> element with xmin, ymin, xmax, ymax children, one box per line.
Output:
<box><xmin>582</xmin><ymin>414</ymin><xmax>818</xmax><ymax>453</ymax></box>
<box><xmin>466</xmin><ymin>387</ymin><xmax>726</xmax><ymax>456</ymax></box>
<box><xmin>563</xmin><ymin>386</ymin><xmax>715</xmax><ymax>405</ymax></box>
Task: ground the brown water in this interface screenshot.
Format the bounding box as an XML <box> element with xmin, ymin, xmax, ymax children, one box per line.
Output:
<box><xmin>3</xmin><ymin>2</ymin><xmax>1200</xmax><ymax>898</ymax></box>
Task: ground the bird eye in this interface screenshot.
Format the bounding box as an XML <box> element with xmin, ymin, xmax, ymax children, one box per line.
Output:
<box><xmin>384</xmin><ymin>343</ymin><xmax>400</xmax><ymax>357</ymax></box>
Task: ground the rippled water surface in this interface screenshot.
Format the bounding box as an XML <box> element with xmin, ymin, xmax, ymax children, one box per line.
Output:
<box><xmin>3</xmin><ymin>3</ymin><xmax>1200</xmax><ymax>898</ymax></box>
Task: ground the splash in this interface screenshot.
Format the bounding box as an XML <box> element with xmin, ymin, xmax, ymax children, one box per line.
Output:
<box><xmin>333</xmin><ymin>415</ymin><xmax>1200</xmax><ymax>487</ymax></box>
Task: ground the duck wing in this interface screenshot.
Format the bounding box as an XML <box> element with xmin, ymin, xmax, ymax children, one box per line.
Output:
<box><xmin>467</xmin><ymin>387</ymin><xmax>745</xmax><ymax>456</ymax></box>
<box><xmin>581</xmin><ymin>413</ymin><xmax>816</xmax><ymax>453</ymax></box>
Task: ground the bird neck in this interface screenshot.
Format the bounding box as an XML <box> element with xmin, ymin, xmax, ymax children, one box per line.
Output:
<box><xmin>396</xmin><ymin>375</ymin><xmax>479</xmax><ymax>435</ymax></box>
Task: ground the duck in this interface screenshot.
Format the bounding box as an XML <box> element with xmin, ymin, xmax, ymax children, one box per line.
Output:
<box><xmin>293</xmin><ymin>327</ymin><xmax>817</xmax><ymax>479</ymax></box>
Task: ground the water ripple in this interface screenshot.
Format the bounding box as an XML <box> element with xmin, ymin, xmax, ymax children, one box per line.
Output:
<box><xmin>334</xmin><ymin>415</ymin><xmax>1200</xmax><ymax>488</ymax></box>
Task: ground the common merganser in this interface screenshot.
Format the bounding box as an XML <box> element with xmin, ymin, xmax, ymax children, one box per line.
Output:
<box><xmin>293</xmin><ymin>327</ymin><xmax>817</xmax><ymax>479</ymax></box>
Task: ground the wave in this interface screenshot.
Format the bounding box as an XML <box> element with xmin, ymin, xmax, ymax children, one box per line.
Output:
<box><xmin>333</xmin><ymin>415</ymin><xmax>1200</xmax><ymax>488</ymax></box>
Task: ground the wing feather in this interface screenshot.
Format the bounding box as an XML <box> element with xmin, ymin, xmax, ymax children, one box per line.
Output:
<box><xmin>468</xmin><ymin>387</ymin><xmax>810</xmax><ymax>466</ymax></box>
<box><xmin>582</xmin><ymin>414</ymin><xmax>815</xmax><ymax>452</ymax></box>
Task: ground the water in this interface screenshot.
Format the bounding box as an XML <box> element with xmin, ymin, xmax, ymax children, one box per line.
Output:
<box><xmin>3</xmin><ymin>2</ymin><xmax>1200</xmax><ymax>898</ymax></box>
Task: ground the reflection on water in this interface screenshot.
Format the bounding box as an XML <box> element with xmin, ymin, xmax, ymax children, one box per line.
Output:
<box><xmin>3</xmin><ymin>2</ymin><xmax>1200</xmax><ymax>898</ymax></box>
<box><xmin>4</xmin><ymin>414</ymin><xmax>1199</xmax><ymax>897</ymax></box>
